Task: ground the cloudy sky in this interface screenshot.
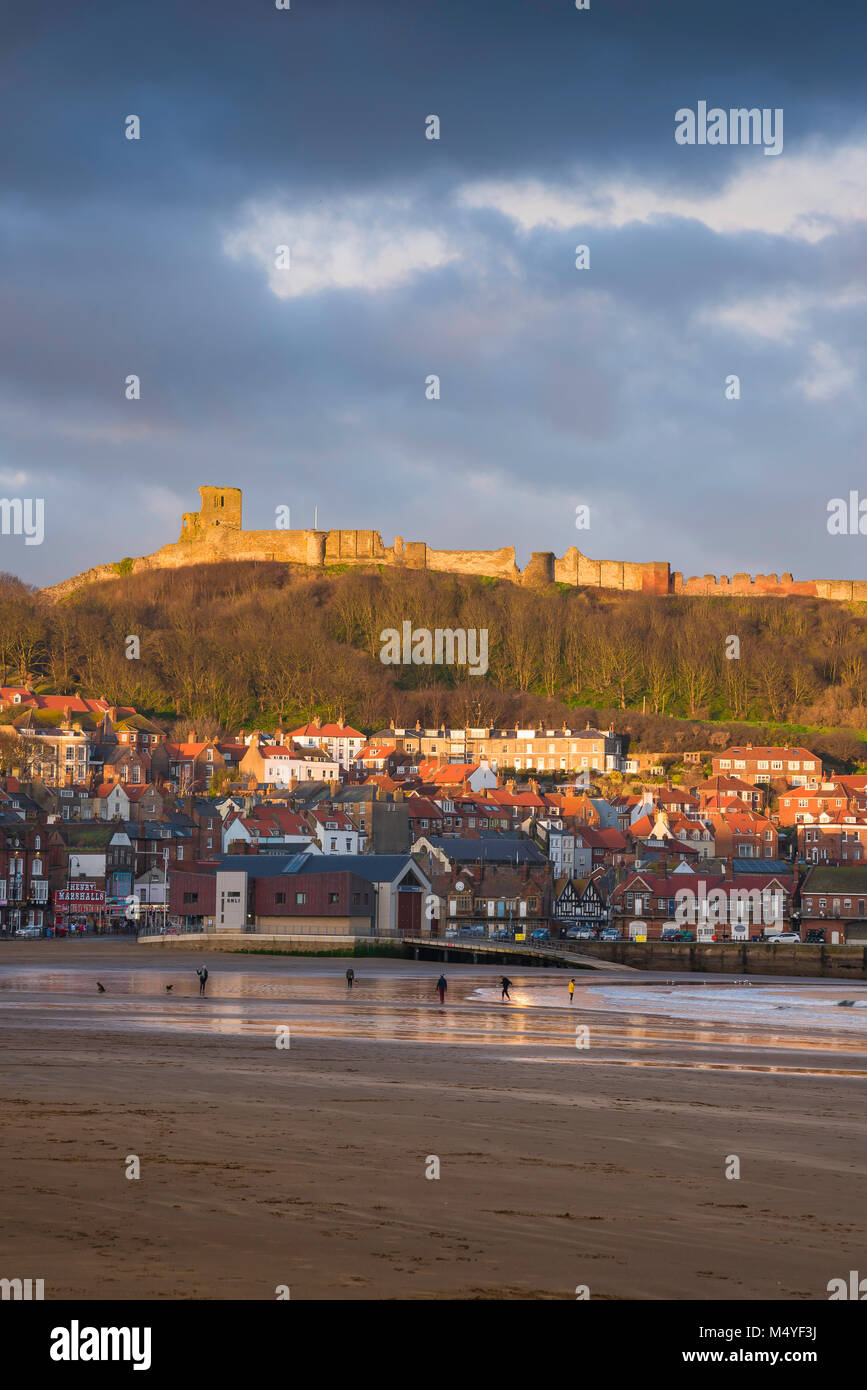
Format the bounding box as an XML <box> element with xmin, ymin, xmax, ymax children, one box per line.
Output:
<box><xmin>2</xmin><ymin>0</ymin><xmax>866</xmax><ymax>586</ymax></box>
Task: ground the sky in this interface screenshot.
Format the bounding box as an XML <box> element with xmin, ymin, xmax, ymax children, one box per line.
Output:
<box><xmin>2</xmin><ymin>0</ymin><xmax>867</xmax><ymax>586</ymax></box>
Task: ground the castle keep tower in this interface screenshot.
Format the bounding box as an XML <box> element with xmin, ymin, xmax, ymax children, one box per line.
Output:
<box><xmin>179</xmin><ymin>485</ymin><xmax>242</xmax><ymax>542</ymax></box>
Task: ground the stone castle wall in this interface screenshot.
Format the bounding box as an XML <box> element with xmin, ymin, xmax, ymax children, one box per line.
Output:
<box><xmin>40</xmin><ymin>483</ymin><xmax>867</xmax><ymax>603</ymax></box>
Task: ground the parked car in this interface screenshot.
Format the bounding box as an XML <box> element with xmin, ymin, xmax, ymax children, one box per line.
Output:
<box><xmin>458</xmin><ymin>925</ymin><xmax>486</xmax><ymax>938</ymax></box>
<box><xmin>13</xmin><ymin>926</ymin><xmax>42</xmax><ymax>939</ymax></box>
<box><xmin>529</xmin><ymin>928</ymin><xmax>551</xmax><ymax>942</ymax></box>
<box><xmin>492</xmin><ymin>928</ymin><xmax>514</xmax><ymax>941</ymax></box>
<box><xmin>660</xmin><ymin>927</ymin><xmax>686</xmax><ymax>942</ymax></box>
<box><xmin>565</xmin><ymin>927</ymin><xmax>597</xmax><ymax>941</ymax></box>
<box><xmin>599</xmin><ymin>927</ymin><xmax>622</xmax><ymax>942</ymax></box>
<box><xmin>765</xmin><ymin>931</ymin><xmax>802</xmax><ymax>944</ymax></box>
<box><xmin>804</xmin><ymin>929</ymin><xmax>826</xmax><ymax>944</ymax></box>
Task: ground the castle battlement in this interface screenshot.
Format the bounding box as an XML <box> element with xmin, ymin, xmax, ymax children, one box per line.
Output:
<box><xmin>41</xmin><ymin>483</ymin><xmax>867</xmax><ymax>603</ymax></box>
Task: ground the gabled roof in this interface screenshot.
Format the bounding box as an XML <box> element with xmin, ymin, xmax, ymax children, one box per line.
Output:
<box><xmin>288</xmin><ymin>722</ymin><xmax>365</xmax><ymax>739</ymax></box>
<box><xmin>215</xmin><ymin>852</ymin><xmax>423</xmax><ymax>884</ymax></box>
<box><xmin>720</xmin><ymin>745</ymin><xmax>818</xmax><ymax>760</ymax></box>
<box><xmin>417</xmin><ymin>760</ymin><xmax>481</xmax><ymax>784</ymax></box>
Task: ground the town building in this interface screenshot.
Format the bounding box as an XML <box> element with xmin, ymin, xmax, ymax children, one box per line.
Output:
<box><xmin>711</xmin><ymin>746</ymin><xmax>822</xmax><ymax>788</ymax></box>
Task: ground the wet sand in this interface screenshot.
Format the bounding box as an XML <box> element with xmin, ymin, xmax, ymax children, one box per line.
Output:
<box><xmin>2</xmin><ymin>941</ymin><xmax>866</xmax><ymax>1300</ymax></box>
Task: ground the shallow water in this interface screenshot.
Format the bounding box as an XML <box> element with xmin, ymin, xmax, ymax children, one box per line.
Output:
<box><xmin>2</xmin><ymin>958</ymin><xmax>867</xmax><ymax>1075</ymax></box>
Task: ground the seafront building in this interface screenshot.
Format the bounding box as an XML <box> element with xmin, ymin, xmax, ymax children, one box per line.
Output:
<box><xmin>2</xmin><ymin>687</ymin><xmax>865</xmax><ymax>944</ymax></box>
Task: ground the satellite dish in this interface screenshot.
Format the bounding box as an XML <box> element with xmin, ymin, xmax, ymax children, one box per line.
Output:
<box><xmin>455</xmin><ymin>880</ymin><xmax>465</xmax><ymax>891</ymax></box>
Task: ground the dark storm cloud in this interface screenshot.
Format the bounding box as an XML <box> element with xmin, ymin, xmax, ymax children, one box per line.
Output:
<box><xmin>1</xmin><ymin>0</ymin><xmax>866</xmax><ymax>584</ymax></box>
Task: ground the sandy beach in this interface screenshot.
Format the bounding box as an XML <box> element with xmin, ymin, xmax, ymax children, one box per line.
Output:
<box><xmin>2</xmin><ymin>940</ymin><xmax>866</xmax><ymax>1300</ymax></box>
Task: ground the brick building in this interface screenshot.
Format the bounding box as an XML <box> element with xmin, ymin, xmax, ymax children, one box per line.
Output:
<box><xmin>711</xmin><ymin>746</ymin><xmax>821</xmax><ymax>788</ymax></box>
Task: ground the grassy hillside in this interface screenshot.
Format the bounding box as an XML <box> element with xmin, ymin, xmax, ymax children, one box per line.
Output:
<box><xmin>1</xmin><ymin>562</ymin><xmax>866</xmax><ymax>762</ymax></box>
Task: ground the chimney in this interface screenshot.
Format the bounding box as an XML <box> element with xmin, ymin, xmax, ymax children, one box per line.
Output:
<box><xmin>189</xmin><ymin>728</ymin><xmax>197</xmax><ymax>743</ymax></box>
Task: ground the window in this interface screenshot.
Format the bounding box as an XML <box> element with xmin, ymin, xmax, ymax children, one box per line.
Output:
<box><xmin>352</xmin><ymin>892</ymin><xmax>360</xmax><ymax>905</ymax></box>
<box><xmin>329</xmin><ymin>892</ymin><xmax>339</xmax><ymax>904</ymax></box>
<box><xmin>296</xmin><ymin>892</ymin><xmax>306</xmax><ymax>904</ymax></box>
<box><xmin>177</xmin><ymin>846</ymin><xmax>184</xmax><ymax>861</ymax></box>
<box><xmin>183</xmin><ymin>891</ymin><xmax>199</xmax><ymax>904</ymax></box>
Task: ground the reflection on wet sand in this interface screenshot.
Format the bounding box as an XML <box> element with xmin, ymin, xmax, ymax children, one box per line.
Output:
<box><xmin>2</xmin><ymin>962</ymin><xmax>867</xmax><ymax>1077</ymax></box>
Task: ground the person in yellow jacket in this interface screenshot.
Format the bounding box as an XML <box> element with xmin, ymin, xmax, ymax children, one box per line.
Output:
<box><xmin>568</xmin><ymin>978</ymin><xmax>575</xmax><ymax>1003</ymax></box>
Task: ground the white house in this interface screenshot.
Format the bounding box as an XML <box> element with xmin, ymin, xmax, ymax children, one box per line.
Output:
<box><xmin>261</xmin><ymin>748</ymin><xmax>340</xmax><ymax>785</ymax></box>
<box><xmin>287</xmin><ymin>721</ymin><xmax>366</xmax><ymax>770</ymax></box>
<box><xmin>310</xmin><ymin>809</ymin><xmax>361</xmax><ymax>855</ymax></box>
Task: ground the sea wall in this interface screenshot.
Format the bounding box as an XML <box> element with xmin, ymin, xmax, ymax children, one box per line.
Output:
<box><xmin>575</xmin><ymin>941</ymin><xmax>867</xmax><ymax>978</ymax></box>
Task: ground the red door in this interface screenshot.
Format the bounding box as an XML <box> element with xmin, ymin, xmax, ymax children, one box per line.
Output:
<box><xmin>397</xmin><ymin>889</ymin><xmax>422</xmax><ymax>935</ymax></box>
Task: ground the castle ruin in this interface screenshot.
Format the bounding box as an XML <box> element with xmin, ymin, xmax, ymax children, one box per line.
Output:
<box><xmin>43</xmin><ymin>484</ymin><xmax>867</xmax><ymax>603</ymax></box>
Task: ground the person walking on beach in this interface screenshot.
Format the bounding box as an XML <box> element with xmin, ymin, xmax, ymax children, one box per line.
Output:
<box><xmin>501</xmin><ymin>976</ymin><xmax>512</xmax><ymax>1001</ymax></box>
<box><xmin>568</xmin><ymin>978</ymin><xmax>575</xmax><ymax>1003</ymax></box>
<box><xmin>436</xmin><ymin>974</ymin><xmax>447</xmax><ymax>1005</ymax></box>
<box><xmin>197</xmin><ymin>965</ymin><xmax>209</xmax><ymax>996</ymax></box>
<box><xmin>346</xmin><ymin>967</ymin><xmax>355</xmax><ymax>989</ymax></box>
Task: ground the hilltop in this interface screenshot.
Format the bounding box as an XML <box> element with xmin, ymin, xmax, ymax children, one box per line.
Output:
<box><xmin>3</xmin><ymin>560</ymin><xmax>867</xmax><ymax>764</ymax></box>
<box><xmin>41</xmin><ymin>483</ymin><xmax>867</xmax><ymax>604</ymax></box>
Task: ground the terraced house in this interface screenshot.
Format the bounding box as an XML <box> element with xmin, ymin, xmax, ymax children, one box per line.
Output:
<box><xmin>711</xmin><ymin>745</ymin><xmax>822</xmax><ymax>788</ymax></box>
<box><xmin>387</xmin><ymin>724</ymin><xmax>624</xmax><ymax>774</ymax></box>
<box><xmin>799</xmin><ymin>866</ymin><xmax>867</xmax><ymax>942</ymax></box>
